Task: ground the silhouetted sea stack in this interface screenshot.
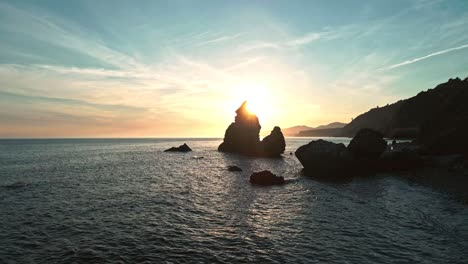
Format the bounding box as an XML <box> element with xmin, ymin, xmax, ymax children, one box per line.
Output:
<box><xmin>261</xmin><ymin>126</ymin><xmax>286</xmax><ymax>157</ymax></box>
<box><xmin>218</xmin><ymin>101</ymin><xmax>285</xmax><ymax>157</ymax></box>
<box><xmin>218</xmin><ymin>101</ymin><xmax>261</xmax><ymax>155</ymax></box>
<box><xmin>164</xmin><ymin>143</ymin><xmax>192</xmax><ymax>152</ymax></box>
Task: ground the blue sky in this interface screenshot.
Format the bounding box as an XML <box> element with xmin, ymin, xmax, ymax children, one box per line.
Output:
<box><xmin>0</xmin><ymin>0</ymin><xmax>467</xmax><ymax>137</ymax></box>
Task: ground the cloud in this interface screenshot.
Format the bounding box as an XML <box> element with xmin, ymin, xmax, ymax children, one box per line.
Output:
<box><xmin>378</xmin><ymin>43</ymin><xmax>468</xmax><ymax>71</ymax></box>
<box><xmin>0</xmin><ymin>90</ymin><xmax>148</xmax><ymax>113</ymax></box>
<box><xmin>196</xmin><ymin>33</ymin><xmax>243</xmax><ymax>46</ymax></box>
<box><xmin>286</xmin><ymin>32</ymin><xmax>323</xmax><ymax>47</ymax></box>
<box><xmin>239</xmin><ymin>31</ymin><xmax>329</xmax><ymax>53</ymax></box>
<box><xmin>0</xmin><ymin>2</ymin><xmax>143</xmax><ymax>70</ymax></box>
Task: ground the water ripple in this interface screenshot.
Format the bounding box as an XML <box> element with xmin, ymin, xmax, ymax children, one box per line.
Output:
<box><xmin>1</xmin><ymin>138</ymin><xmax>468</xmax><ymax>263</ymax></box>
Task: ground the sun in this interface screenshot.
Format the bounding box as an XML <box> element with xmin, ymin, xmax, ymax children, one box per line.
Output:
<box><xmin>245</xmin><ymin>99</ymin><xmax>262</xmax><ymax>115</ymax></box>
<box><xmin>236</xmin><ymin>83</ymin><xmax>272</xmax><ymax>122</ymax></box>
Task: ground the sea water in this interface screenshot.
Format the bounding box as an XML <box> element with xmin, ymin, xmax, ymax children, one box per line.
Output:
<box><xmin>1</xmin><ymin>138</ymin><xmax>467</xmax><ymax>263</ymax></box>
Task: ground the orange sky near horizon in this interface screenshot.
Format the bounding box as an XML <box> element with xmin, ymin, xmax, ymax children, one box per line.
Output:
<box><xmin>1</xmin><ymin>1</ymin><xmax>467</xmax><ymax>138</ymax></box>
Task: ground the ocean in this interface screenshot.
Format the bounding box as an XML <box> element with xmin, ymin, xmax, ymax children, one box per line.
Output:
<box><xmin>1</xmin><ymin>138</ymin><xmax>467</xmax><ymax>263</ymax></box>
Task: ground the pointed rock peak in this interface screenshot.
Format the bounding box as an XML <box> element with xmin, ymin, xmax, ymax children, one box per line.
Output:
<box><xmin>236</xmin><ymin>101</ymin><xmax>248</xmax><ymax>115</ymax></box>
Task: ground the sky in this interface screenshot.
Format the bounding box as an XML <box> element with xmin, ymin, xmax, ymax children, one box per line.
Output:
<box><xmin>0</xmin><ymin>0</ymin><xmax>467</xmax><ymax>138</ymax></box>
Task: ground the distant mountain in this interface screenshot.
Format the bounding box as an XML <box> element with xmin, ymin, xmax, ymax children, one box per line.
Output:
<box><xmin>341</xmin><ymin>77</ymin><xmax>468</xmax><ymax>142</ymax></box>
<box><xmin>314</xmin><ymin>122</ymin><xmax>347</xmax><ymax>130</ymax></box>
<box><xmin>282</xmin><ymin>126</ymin><xmax>314</xmax><ymax>136</ymax></box>
<box><xmin>297</xmin><ymin>127</ymin><xmax>343</xmax><ymax>137</ymax></box>
<box><xmin>283</xmin><ymin>122</ymin><xmax>347</xmax><ymax>137</ymax></box>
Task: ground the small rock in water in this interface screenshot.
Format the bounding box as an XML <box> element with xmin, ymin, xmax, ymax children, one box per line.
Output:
<box><xmin>227</xmin><ymin>165</ymin><xmax>242</xmax><ymax>172</ymax></box>
<box><xmin>250</xmin><ymin>170</ymin><xmax>285</xmax><ymax>186</ymax></box>
<box><xmin>164</xmin><ymin>143</ymin><xmax>192</xmax><ymax>152</ymax></box>
<box><xmin>2</xmin><ymin>181</ymin><xmax>27</xmax><ymax>189</ymax></box>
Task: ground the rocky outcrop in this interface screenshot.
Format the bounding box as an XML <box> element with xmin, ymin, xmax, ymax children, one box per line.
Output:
<box><xmin>378</xmin><ymin>142</ymin><xmax>424</xmax><ymax>171</ymax></box>
<box><xmin>414</xmin><ymin>78</ymin><xmax>468</xmax><ymax>155</ymax></box>
<box><xmin>295</xmin><ymin>139</ymin><xmax>353</xmax><ymax>176</ymax></box>
<box><xmin>348</xmin><ymin>128</ymin><xmax>387</xmax><ymax>159</ymax></box>
<box><xmin>164</xmin><ymin>143</ymin><xmax>192</xmax><ymax>152</ymax></box>
<box><xmin>295</xmin><ymin>129</ymin><xmax>423</xmax><ymax>177</ymax></box>
<box><xmin>227</xmin><ymin>165</ymin><xmax>242</xmax><ymax>172</ymax></box>
<box><xmin>218</xmin><ymin>101</ymin><xmax>285</xmax><ymax>157</ymax></box>
<box><xmin>261</xmin><ymin>126</ymin><xmax>286</xmax><ymax>157</ymax></box>
<box><xmin>218</xmin><ymin>101</ymin><xmax>261</xmax><ymax>155</ymax></box>
<box><xmin>420</xmin><ymin>117</ymin><xmax>468</xmax><ymax>155</ymax></box>
<box><xmin>250</xmin><ymin>170</ymin><xmax>284</xmax><ymax>186</ymax></box>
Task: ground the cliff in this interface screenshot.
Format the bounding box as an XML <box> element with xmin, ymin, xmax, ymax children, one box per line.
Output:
<box><xmin>341</xmin><ymin>77</ymin><xmax>468</xmax><ymax>140</ymax></box>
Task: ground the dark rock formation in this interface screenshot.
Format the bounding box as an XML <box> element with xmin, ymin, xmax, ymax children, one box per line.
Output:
<box><xmin>164</xmin><ymin>143</ymin><xmax>192</xmax><ymax>152</ymax></box>
<box><xmin>347</xmin><ymin>128</ymin><xmax>387</xmax><ymax>159</ymax></box>
<box><xmin>218</xmin><ymin>101</ymin><xmax>261</xmax><ymax>155</ymax></box>
<box><xmin>420</xmin><ymin>118</ymin><xmax>468</xmax><ymax>155</ymax></box>
<box><xmin>250</xmin><ymin>170</ymin><xmax>284</xmax><ymax>186</ymax></box>
<box><xmin>295</xmin><ymin>139</ymin><xmax>353</xmax><ymax>176</ymax></box>
<box><xmin>341</xmin><ymin>101</ymin><xmax>404</xmax><ymax>137</ymax></box>
<box><xmin>415</xmin><ymin>78</ymin><xmax>468</xmax><ymax>155</ymax></box>
<box><xmin>218</xmin><ymin>101</ymin><xmax>285</xmax><ymax>157</ymax></box>
<box><xmin>261</xmin><ymin>126</ymin><xmax>286</xmax><ymax>157</ymax></box>
<box><xmin>378</xmin><ymin>142</ymin><xmax>424</xmax><ymax>171</ymax></box>
<box><xmin>227</xmin><ymin>165</ymin><xmax>242</xmax><ymax>172</ymax></box>
<box><xmin>295</xmin><ymin>131</ymin><xmax>422</xmax><ymax>177</ymax></box>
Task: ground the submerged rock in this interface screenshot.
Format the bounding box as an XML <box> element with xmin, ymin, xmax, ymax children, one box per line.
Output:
<box><xmin>218</xmin><ymin>101</ymin><xmax>285</xmax><ymax>157</ymax></box>
<box><xmin>250</xmin><ymin>170</ymin><xmax>284</xmax><ymax>186</ymax></box>
<box><xmin>164</xmin><ymin>143</ymin><xmax>192</xmax><ymax>152</ymax></box>
<box><xmin>348</xmin><ymin>128</ymin><xmax>387</xmax><ymax>159</ymax></box>
<box><xmin>227</xmin><ymin>165</ymin><xmax>242</xmax><ymax>172</ymax></box>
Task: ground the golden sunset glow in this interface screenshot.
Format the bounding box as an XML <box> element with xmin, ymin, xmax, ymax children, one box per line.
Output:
<box><xmin>235</xmin><ymin>83</ymin><xmax>273</xmax><ymax>123</ymax></box>
<box><xmin>1</xmin><ymin>0</ymin><xmax>465</xmax><ymax>138</ymax></box>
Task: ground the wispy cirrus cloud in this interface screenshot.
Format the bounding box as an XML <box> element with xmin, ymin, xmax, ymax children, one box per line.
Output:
<box><xmin>378</xmin><ymin>43</ymin><xmax>468</xmax><ymax>71</ymax></box>
<box><xmin>285</xmin><ymin>32</ymin><xmax>325</xmax><ymax>47</ymax></box>
<box><xmin>0</xmin><ymin>2</ymin><xmax>144</xmax><ymax>70</ymax></box>
<box><xmin>239</xmin><ymin>31</ymin><xmax>331</xmax><ymax>53</ymax></box>
<box><xmin>196</xmin><ymin>33</ymin><xmax>243</xmax><ymax>46</ymax></box>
